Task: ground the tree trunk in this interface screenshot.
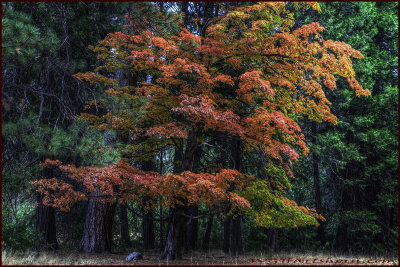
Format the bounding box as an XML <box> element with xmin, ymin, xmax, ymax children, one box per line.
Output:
<box><xmin>223</xmin><ymin>215</ymin><xmax>231</xmax><ymax>254</ymax></box>
<box><xmin>173</xmin><ymin>146</ymin><xmax>184</xmax><ymax>174</ymax></box>
<box><xmin>185</xmin><ymin>205</ymin><xmax>198</xmax><ymax>251</ymax></box>
<box><xmin>35</xmin><ymin>197</ymin><xmax>58</xmax><ymax>250</ymax></box>
<box><xmin>160</xmin><ymin>144</ymin><xmax>183</xmax><ymax>257</ymax></box>
<box><xmin>231</xmin><ymin>215</ymin><xmax>244</xmax><ymax>256</ymax></box>
<box><xmin>141</xmin><ymin>160</ymin><xmax>156</xmax><ymax>250</ymax></box>
<box><xmin>181</xmin><ymin>130</ymin><xmax>197</xmax><ymax>172</ymax></box>
<box><xmin>311</xmin><ymin>122</ymin><xmax>326</xmax><ymax>246</ymax></box>
<box><xmin>159</xmin><ymin>202</ymin><xmax>164</xmax><ymax>250</ymax></box>
<box><xmin>79</xmin><ymin>66</ymin><xmax>121</xmax><ymax>254</ymax></box>
<box><xmin>265</xmin><ymin>228</ymin><xmax>278</xmax><ymax>252</ymax></box>
<box><xmin>116</xmin><ymin>67</ymin><xmax>137</xmax><ymax>88</ymax></box>
<box><xmin>161</xmin><ymin>130</ymin><xmax>197</xmax><ymax>259</ymax></box>
<box><xmin>159</xmin><ymin>150</ymin><xmax>165</xmax><ymax>251</ymax></box>
<box><xmin>35</xmin><ymin>165</ymin><xmax>58</xmax><ymax>250</ymax></box>
<box><xmin>188</xmin><ymin>213</ymin><xmax>198</xmax><ymax>250</ymax></box>
<box><xmin>201</xmin><ymin>214</ymin><xmax>213</xmax><ymax>251</ymax></box>
<box><xmin>181</xmin><ymin>2</ymin><xmax>190</xmax><ymax>28</ymax></box>
<box><xmin>185</xmin><ymin>144</ymin><xmax>201</xmax><ymax>251</ymax></box>
<box><xmin>160</xmin><ymin>208</ymin><xmax>186</xmax><ymax>260</ymax></box>
<box><xmin>142</xmin><ymin>199</ymin><xmax>155</xmax><ymax>250</ymax></box>
<box><xmin>231</xmin><ymin>135</ymin><xmax>241</xmax><ymax>170</ymax></box>
<box><xmin>119</xmin><ymin>204</ymin><xmax>131</xmax><ymax>246</ymax></box>
<box><xmin>224</xmin><ymin>135</ymin><xmax>243</xmax><ymax>255</ymax></box>
<box><xmin>78</xmin><ymin>199</ymin><xmax>116</xmax><ymax>253</ymax></box>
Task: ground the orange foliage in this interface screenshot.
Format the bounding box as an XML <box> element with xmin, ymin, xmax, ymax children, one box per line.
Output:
<box><xmin>31</xmin><ymin>159</ymin><xmax>253</xmax><ymax>211</ymax></box>
<box><xmin>33</xmin><ymin>2</ymin><xmax>369</xmax><ymax>227</ymax></box>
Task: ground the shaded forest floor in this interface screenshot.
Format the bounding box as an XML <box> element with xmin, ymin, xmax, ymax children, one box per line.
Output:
<box><xmin>2</xmin><ymin>249</ymin><xmax>398</xmax><ymax>265</ymax></box>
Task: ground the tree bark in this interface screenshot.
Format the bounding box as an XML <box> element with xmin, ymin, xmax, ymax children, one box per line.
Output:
<box><xmin>159</xmin><ymin>150</ymin><xmax>165</xmax><ymax>251</ymax></box>
<box><xmin>78</xmin><ymin>199</ymin><xmax>116</xmax><ymax>253</ymax></box>
<box><xmin>173</xmin><ymin>145</ymin><xmax>184</xmax><ymax>174</ymax></box>
<box><xmin>35</xmin><ymin>196</ymin><xmax>58</xmax><ymax>250</ymax></box>
<box><xmin>231</xmin><ymin>215</ymin><xmax>244</xmax><ymax>256</ymax></box>
<box><xmin>201</xmin><ymin>214</ymin><xmax>213</xmax><ymax>251</ymax></box>
<box><xmin>161</xmin><ymin>130</ymin><xmax>197</xmax><ymax>259</ymax></box>
<box><xmin>185</xmin><ymin>205</ymin><xmax>198</xmax><ymax>251</ymax></box>
<box><xmin>78</xmin><ymin>63</ymin><xmax>121</xmax><ymax>254</ymax></box>
<box><xmin>224</xmin><ymin>135</ymin><xmax>244</xmax><ymax>255</ymax></box>
<box><xmin>231</xmin><ymin>135</ymin><xmax>241</xmax><ymax>170</ymax></box>
<box><xmin>160</xmin><ymin>208</ymin><xmax>186</xmax><ymax>260</ymax></box>
<box><xmin>159</xmin><ymin>201</ymin><xmax>164</xmax><ymax>250</ymax></box>
<box><xmin>265</xmin><ymin>228</ymin><xmax>278</xmax><ymax>252</ymax></box>
<box><xmin>141</xmin><ymin>160</ymin><xmax>156</xmax><ymax>250</ymax></box>
<box><xmin>116</xmin><ymin>68</ymin><xmax>137</xmax><ymax>88</ymax></box>
<box><xmin>142</xmin><ymin>197</ymin><xmax>155</xmax><ymax>250</ymax></box>
<box><xmin>181</xmin><ymin>2</ymin><xmax>190</xmax><ymax>28</ymax></box>
<box><xmin>35</xmin><ymin>166</ymin><xmax>58</xmax><ymax>250</ymax></box>
<box><xmin>181</xmin><ymin>130</ymin><xmax>197</xmax><ymax>172</ymax></box>
<box><xmin>185</xmin><ymin>146</ymin><xmax>200</xmax><ymax>251</ymax></box>
<box><xmin>161</xmin><ymin>144</ymin><xmax>183</xmax><ymax>258</ymax></box>
<box><xmin>223</xmin><ymin>215</ymin><xmax>231</xmax><ymax>254</ymax></box>
<box><xmin>119</xmin><ymin>204</ymin><xmax>131</xmax><ymax>246</ymax></box>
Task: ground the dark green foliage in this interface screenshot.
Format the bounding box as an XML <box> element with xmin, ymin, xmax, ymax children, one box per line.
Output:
<box><xmin>2</xmin><ymin>5</ymin><xmax>58</xmax><ymax>66</ymax></box>
<box><xmin>2</xmin><ymin>2</ymin><xmax>130</xmax><ymax>251</ymax></box>
<box><xmin>243</xmin><ymin>217</ymin><xmax>267</xmax><ymax>252</ymax></box>
<box><xmin>55</xmin><ymin>202</ymin><xmax>88</xmax><ymax>250</ymax></box>
<box><xmin>2</xmin><ymin>117</ymin><xmax>121</xmax><ymax>251</ymax></box>
<box><xmin>2</xmin><ymin>203</ymin><xmax>38</xmax><ymax>251</ymax></box>
<box><xmin>341</xmin><ymin>210</ymin><xmax>382</xmax><ymax>252</ymax></box>
<box><xmin>288</xmin><ymin>1</ymin><xmax>398</xmax><ymax>255</ymax></box>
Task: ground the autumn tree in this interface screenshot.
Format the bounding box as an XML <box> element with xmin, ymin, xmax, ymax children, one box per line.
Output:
<box><xmin>32</xmin><ymin>2</ymin><xmax>369</xmax><ymax>259</ymax></box>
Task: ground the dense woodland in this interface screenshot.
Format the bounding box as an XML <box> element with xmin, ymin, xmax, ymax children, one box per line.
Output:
<box><xmin>2</xmin><ymin>1</ymin><xmax>398</xmax><ymax>260</ymax></box>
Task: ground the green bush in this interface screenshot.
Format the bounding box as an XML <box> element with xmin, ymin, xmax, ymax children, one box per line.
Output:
<box><xmin>2</xmin><ymin>203</ymin><xmax>38</xmax><ymax>251</ymax></box>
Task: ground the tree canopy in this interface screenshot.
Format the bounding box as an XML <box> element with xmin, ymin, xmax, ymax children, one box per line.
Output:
<box><xmin>3</xmin><ymin>1</ymin><xmax>396</xmax><ymax>258</ymax></box>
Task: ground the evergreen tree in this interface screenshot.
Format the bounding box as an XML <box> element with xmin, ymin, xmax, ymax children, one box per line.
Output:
<box><xmin>289</xmin><ymin>2</ymin><xmax>398</xmax><ymax>253</ymax></box>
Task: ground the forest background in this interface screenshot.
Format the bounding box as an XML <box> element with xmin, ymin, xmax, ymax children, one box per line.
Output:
<box><xmin>1</xmin><ymin>1</ymin><xmax>398</xmax><ymax>263</ymax></box>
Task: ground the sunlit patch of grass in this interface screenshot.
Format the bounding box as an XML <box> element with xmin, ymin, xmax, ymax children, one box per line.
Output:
<box><xmin>2</xmin><ymin>250</ymin><xmax>68</xmax><ymax>265</ymax></box>
<box><xmin>1</xmin><ymin>250</ymin><xmax>116</xmax><ymax>265</ymax></box>
<box><xmin>242</xmin><ymin>250</ymin><xmax>398</xmax><ymax>265</ymax></box>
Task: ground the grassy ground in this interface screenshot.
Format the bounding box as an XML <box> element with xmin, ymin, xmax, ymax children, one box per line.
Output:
<box><xmin>2</xmin><ymin>249</ymin><xmax>398</xmax><ymax>265</ymax></box>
